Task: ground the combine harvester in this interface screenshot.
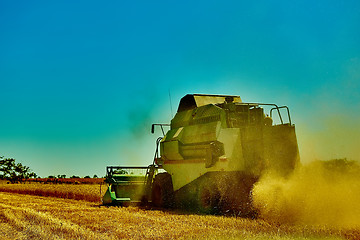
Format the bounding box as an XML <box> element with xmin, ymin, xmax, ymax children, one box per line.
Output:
<box><xmin>103</xmin><ymin>94</ymin><xmax>300</xmax><ymax>215</ymax></box>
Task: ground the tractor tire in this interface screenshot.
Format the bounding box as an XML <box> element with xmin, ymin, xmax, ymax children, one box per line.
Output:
<box><xmin>216</xmin><ymin>173</ymin><xmax>258</xmax><ymax>217</ymax></box>
<box><xmin>197</xmin><ymin>180</ymin><xmax>221</xmax><ymax>214</ymax></box>
<box><xmin>151</xmin><ymin>173</ymin><xmax>174</xmax><ymax>208</ymax></box>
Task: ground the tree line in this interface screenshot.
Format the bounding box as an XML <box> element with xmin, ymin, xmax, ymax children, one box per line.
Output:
<box><xmin>0</xmin><ymin>156</ymin><xmax>37</xmax><ymax>183</ymax></box>
<box><xmin>1</xmin><ymin>156</ymin><xmax>102</xmax><ymax>183</ymax></box>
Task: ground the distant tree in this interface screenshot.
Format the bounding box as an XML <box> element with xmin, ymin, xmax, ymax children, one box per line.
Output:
<box><xmin>93</xmin><ymin>174</ymin><xmax>98</xmax><ymax>178</ymax></box>
<box><xmin>70</xmin><ymin>175</ymin><xmax>80</xmax><ymax>178</ymax></box>
<box><xmin>48</xmin><ymin>175</ymin><xmax>55</xmax><ymax>179</ymax></box>
<box><xmin>84</xmin><ymin>175</ymin><xmax>90</xmax><ymax>178</ymax></box>
<box><xmin>0</xmin><ymin>156</ymin><xmax>37</xmax><ymax>183</ymax></box>
<box><xmin>114</xmin><ymin>169</ymin><xmax>128</xmax><ymax>174</ymax></box>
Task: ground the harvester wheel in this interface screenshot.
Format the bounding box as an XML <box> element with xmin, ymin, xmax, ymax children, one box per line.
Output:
<box><xmin>151</xmin><ymin>173</ymin><xmax>174</xmax><ymax>208</ymax></box>
<box><xmin>197</xmin><ymin>182</ymin><xmax>220</xmax><ymax>214</ymax></box>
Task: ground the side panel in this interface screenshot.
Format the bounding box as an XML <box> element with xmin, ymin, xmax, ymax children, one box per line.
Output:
<box><xmin>264</xmin><ymin>124</ymin><xmax>300</xmax><ymax>175</ymax></box>
<box><xmin>218</xmin><ymin>128</ymin><xmax>244</xmax><ymax>170</ymax></box>
<box><xmin>161</xmin><ymin>127</ymin><xmax>247</xmax><ymax>191</ymax></box>
<box><xmin>240</xmin><ymin>125</ymin><xmax>264</xmax><ymax>175</ymax></box>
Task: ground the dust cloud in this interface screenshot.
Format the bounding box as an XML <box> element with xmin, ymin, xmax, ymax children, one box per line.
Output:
<box><xmin>252</xmin><ymin>159</ymin><xmax>360</xmax><ymax>228</ymax></box>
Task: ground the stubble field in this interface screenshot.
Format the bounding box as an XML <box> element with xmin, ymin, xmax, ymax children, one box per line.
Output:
<box><xmin>0</xmin><ymin>181</ymin><xmax>359</xmax><ymax>240</ymax></box>
<box><xmin>0</xmin><ymin>180</ymin><xmax>106</xmax><ymax>203</ymax></box>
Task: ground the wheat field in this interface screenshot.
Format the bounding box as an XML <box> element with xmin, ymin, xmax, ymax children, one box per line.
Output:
<box><xmin>0</xmin><ymin>180</ymin><xmax>106</xmax><ymax>203</ymax></box>
<box><xmin>0</xmin><ymin>188</ymin><xmax>359</xmax><ymax>240</ymax></box>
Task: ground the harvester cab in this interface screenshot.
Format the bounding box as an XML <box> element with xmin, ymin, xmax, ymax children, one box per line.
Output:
<box><xmin>103</xmin><ymin>94</ymin><xmax>300</xmax><ymax>215</ymax></box>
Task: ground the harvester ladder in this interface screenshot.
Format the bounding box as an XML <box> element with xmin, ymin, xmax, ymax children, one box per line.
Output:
<box><xmin>143</xmin><ymin>137</ymin><xmax>163</xmax><ymax>201</ymax></box>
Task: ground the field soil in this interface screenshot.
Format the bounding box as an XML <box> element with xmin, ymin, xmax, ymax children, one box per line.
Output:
<box><xmin>1</xmin><ymin>190</ymin><xmax>359</xmax><ymax>240</ymax></box>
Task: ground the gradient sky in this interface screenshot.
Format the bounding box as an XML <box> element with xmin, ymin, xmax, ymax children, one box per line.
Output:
<box><xmin>1</xmin><ymin>1</ymin><xmax>359</xmax><ymax>177</ymax></box>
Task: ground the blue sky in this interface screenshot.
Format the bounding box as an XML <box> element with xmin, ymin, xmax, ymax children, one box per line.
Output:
<box><xmin>1</xmin><ymin>1</ymin><xmax>359</xmax><ymax>177</ymax></box>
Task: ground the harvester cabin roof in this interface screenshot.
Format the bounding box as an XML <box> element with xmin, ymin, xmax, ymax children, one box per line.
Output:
<box><xmin>177</xmin><ymin>94</ymin><xmax>242</xmax><ymax>112</ymax></box>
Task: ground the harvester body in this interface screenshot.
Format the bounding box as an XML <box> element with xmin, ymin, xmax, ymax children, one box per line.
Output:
<box><xmin>158</xmin><ymin>94</ymin><xmax>299</xmax><ymax>190</ymax></box>
<box><xmin>103</xmin><ymin>94</ymin><xmax>300</xmax><ymax>214</ymax></box>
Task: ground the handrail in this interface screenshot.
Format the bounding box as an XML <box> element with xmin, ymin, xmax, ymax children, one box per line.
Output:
<box><xmin>151</xmin><ymin>124</ymin><xmax>170</xmax><ymax>136</ymax></box>
<box><xmin>270</xmin><ymin>106</ymin><xmax>291</xmax><ymax>125</ymax></box>
<box><xmin>153</xmin><ymin>137</ymin><xmax>163</xmax><ymax>165</ymax></box>
<box><xmin>233</xmin><ymin>102</ymin><xmax>292</xmax><ymax>125</ymax></box>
